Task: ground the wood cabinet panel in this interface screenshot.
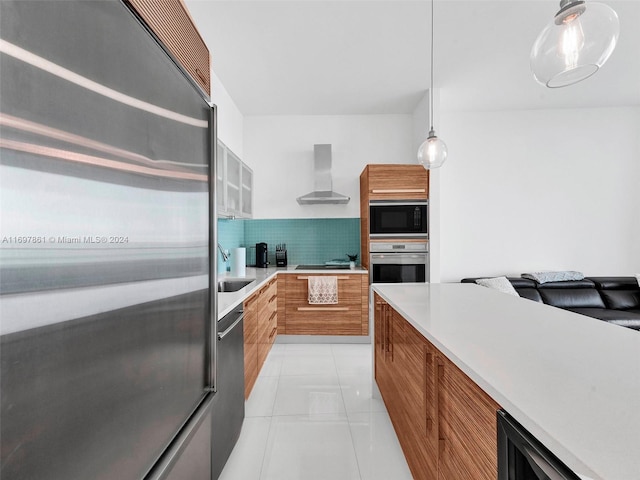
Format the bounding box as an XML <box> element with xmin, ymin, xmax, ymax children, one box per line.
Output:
<box><xmin>126</xmin><ymin>0</ymin><xmax>211</xmax><ymax>95</ymax></box>
<box><xmin>257</xmin><ymin>278</ymin><xmax>277</xmax><ymax>368</ymax></box>
<box><xmin>359</xmin><ymin>164</ymin><xmax>429</xmax><ymax>271</ymax></box>
<box><xmin>437</xmin><ymin>354</ymin><xmax>499</xmax><ymax>480</ymax></box>
<box><xmin>283</xmin><ymin>274</ymin><xmax>367</xmax><ymax>335</ymax></box>
<box><xmin>243</xmin><ymin>293</ymin><xmax>258</xmax><ymax>399</ymax></box>
<box><xmin>360</xmin><ymin>173</ymin><xmax>370</xmax><ymax>269</ymax></box>
<box><xmin>285</xmin><ymin>275</ymin><xmax>361</xmax><ymax>306</ymax></box>
<box><xmin>277</xmin><ymin>275</ymin><xmax>286</xmax><ymax>334</ymax></box>
<box><xmin>364</xmin><ymin>164</ymin><xmax>429</xmax><ymax>200</ymax></box>
<box><xmin>284</xmin><ymin>307</ymin><xmax>362</xmax><ymax>335</ymax></box>
<box><xmin>360</xmin><ymin>275</ymin><xmax>369</xmax><ymax>335</ymax></box>
<box><xmin>375</xmin><ymin>298</ymin><xmax>499</xmax><ymax>480</ymax></box>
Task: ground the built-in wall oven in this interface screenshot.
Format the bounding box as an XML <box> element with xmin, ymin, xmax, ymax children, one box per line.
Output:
<box><xmin>369</xmin><ymin>200</ymin><xmax>427</xmax><ymax>237</ymax></box>
<box><xmin>369</xmin><ymin>240</ymin><xmax>428</xmax><ymax>283</ymax></box>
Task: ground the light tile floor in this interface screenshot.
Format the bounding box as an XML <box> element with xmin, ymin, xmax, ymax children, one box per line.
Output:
<box><xmin>219</xmin><ymin>343</ymin><xmax>413</xmax><ymax>480</ymax></box>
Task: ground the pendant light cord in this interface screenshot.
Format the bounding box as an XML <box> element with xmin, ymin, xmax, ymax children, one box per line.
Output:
<box><xmin>429</xmin><ymin>0</ymin><xmax>435</xmax><ymax>133</ymax></box>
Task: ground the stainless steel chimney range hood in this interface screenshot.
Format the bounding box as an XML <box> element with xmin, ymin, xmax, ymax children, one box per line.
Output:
<box><xmin>296</xmin><ymin>144</ymin><xmax>350</xmax><ymax>205</ymax></box>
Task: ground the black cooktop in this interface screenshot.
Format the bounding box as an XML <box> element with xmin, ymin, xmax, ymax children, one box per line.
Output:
<box><xmin>295</xmin><ymin>264</ymin><xmax>350</xmax><ymax>270</ymax></box>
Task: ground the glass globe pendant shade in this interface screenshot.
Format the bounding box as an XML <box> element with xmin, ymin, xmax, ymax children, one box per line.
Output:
<box><xmin>417</xmin><ymin>129</ymin><xmax>448</xmax><ymax>169</ymax></box>
<box><xmin>530</xmin><ymin>0</ymin><xmax>619</xmax><ymax>88</ymax></box>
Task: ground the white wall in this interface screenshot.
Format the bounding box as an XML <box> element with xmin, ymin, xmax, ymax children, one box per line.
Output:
<box><xmin>243</xmin><ymin>115</ymin><xmax>414</xmax><ymax>219</ymax></box>
<box><xmin>210</xmin><ymin>70</ymin><xmax>243</xmax><ymax>157</ymax></box>
<box><xmin>437</xmin><ymin>106</ymin><xmax>640</xmax><ymax>282</ymax></box>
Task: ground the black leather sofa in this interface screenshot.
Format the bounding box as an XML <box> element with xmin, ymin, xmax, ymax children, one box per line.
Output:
<box><xmin>461</xmin><ymin>276</ymin><xmax>640</xmax><ymax>331</ymax></box>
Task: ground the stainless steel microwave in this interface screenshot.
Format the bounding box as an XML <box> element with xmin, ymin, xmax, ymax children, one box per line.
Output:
<box><xmin>369</xmin><ymin>201</ymin><xmax>428</xmax><ymax>237</ymax></box>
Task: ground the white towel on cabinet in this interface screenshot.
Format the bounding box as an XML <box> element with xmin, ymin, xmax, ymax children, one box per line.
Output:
<box><xmin>308</xmin><ymin>276</ymin><xmax>338</xmax><ymax>304</ymax></box>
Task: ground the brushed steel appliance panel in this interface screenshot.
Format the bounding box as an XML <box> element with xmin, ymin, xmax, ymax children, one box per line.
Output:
<box><xmin>0</xmin><ymin>1</ymin><xmax>213</xmax><ymax>478</ymax></box>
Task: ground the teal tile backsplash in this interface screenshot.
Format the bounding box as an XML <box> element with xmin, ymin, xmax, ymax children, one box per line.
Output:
<box><xmin>217</xmin><ymin>218</ymin><xmax>245</xmax><ymax>272</ymax></box>
<box><xmin>217</xmin><ymin>218</ymin><xmax>361</xmax><ymax>267</ymax></box>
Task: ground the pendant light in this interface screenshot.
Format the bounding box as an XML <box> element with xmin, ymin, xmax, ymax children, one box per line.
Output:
<box><xmin>530</xmin><ymin>0</ymin><xmax>619</xmax><ymax>88</ymax></box>
<box><xmin>417</xmin><ymin>0</ymin><xmax>447</xmax><ymax>169</ymax></box>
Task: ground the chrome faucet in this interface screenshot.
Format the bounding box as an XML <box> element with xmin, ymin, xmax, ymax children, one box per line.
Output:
<box><xmin>217</xmin><ymin>243</ymin><xmax>229</xmax><ymax>262</ymax></box>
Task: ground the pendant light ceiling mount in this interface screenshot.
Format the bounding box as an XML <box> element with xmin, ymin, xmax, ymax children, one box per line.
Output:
<box><xmin>530</xmin><ymin>0</ymin><xmax>620</xmax><ymax>88</ymax></box>
<box><xmin>417</xmin><ymin>0</ymin><xmax>447</xmax><ymax>170</ymax></box>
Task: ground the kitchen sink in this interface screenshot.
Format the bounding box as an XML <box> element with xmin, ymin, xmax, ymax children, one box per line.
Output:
<box><xmin>217</xmin><ymin>279</ymin><xmax>254</xmax><ymax>292</ymax></box>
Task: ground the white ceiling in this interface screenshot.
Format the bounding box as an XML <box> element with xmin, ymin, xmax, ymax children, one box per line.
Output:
<box><xmin>185</xmin><ymin>0</ymin><xmax>640</xmax><ymax>115</ymax></box>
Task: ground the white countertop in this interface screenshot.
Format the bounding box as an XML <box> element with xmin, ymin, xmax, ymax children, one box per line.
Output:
<box><xmin>372</xmin><ymin>283</ymin><xmax>640</xmax><ymax>480</ymax></box>
<box><xmin>217</xmin><ymin>266</ymin><xmax>367</xmax><ymax>319</ymax></box>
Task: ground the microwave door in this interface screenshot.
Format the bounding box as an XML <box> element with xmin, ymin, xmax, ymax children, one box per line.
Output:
<box><xmin>369</xmin><ymin>202</ymin><xmax>427</xmax><ymax>236</ymax></box>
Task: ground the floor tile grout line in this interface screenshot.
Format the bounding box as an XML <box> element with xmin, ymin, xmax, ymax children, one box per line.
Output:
<box><xmin>335</xmin><ymin>343</ymin><xmax>366</xmax><ymax>480</ymax></box>
<box><xmin>255</xmin><ymin>345</ymin><xmax>281</xmax><ymax>480</ymax></box>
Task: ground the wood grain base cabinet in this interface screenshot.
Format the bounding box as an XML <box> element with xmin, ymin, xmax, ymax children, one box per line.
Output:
<box><xmin>437</xmin><ymin>354</ymin><xmax>499</xmax><ymax>480</ymax></box>
<box><xmin>243</xmin><ymin>292</ymin><xmax>259</xmax><ymax>399</ymax></box>
<box><xmin>374</xmin><ymin>294</ymin><xmax>499</xmax><ymax>480</ymax></box>
<box><xmin>243</xmin><ymin>277</ymin><xmax>277</xmax><ymax>399</ymax></box>
<box><xmin>282</xmin><ymin>274</ymin><xmax>368</xmax><ymax>336</ymax></box>
<box><xmin>257</xmin><ymin>277</ymin><xmax>278</xmax><ymax>369</ymax></box>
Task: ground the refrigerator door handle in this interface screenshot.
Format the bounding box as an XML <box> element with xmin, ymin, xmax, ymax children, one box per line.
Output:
<box><xmin>207</xmin><ymin>104</ymin><xmax>218</xmax><ymax>394</ymax></box>
<box><xmin>217</xmin><ymin>314</ymin><xmax>244</xmax><ymax>340</ymax></box>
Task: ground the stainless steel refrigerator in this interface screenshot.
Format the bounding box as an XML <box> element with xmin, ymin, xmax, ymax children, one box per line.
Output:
<box><xmin>0</xmin><ymin>1</ymin><xmax>218</xmax><ymax>478</ymax></box>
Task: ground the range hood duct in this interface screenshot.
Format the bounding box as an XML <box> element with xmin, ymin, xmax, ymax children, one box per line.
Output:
<box><xmin>296</xmin><ymin>144</ymin><xmax>350</xmax><ymax>205</ymax></box>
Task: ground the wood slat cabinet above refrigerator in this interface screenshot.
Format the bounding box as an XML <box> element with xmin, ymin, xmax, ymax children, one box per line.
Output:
<box><xmin>126</xmin><ymin>0</ymin><xmax>211</xmax><ymax>96</ymax></box>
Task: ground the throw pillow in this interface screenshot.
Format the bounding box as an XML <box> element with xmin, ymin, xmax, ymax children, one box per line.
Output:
<box><xmin>475</xmin><ymin>277</ymin><xmax>519</xmax><ymax>297</ymax></box>
<box><xmin>521</xmin><ymin>271</ymin><xmax>584</xmax><ymax>284</ymax></box>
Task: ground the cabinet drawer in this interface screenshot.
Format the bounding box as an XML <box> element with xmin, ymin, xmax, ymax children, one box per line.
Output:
<box><xmin>285</xmin><ymin>274</ymin><xmax>361</xmax><ymax>306</ymax></box>
<box><xmin>437</xmin><ymin>354</ymin><xmax>499</xmax><ymax>480</ymax></box>
<box><xmin>284</xmin><ymin>306</ymin><xmax>362</xmax><ymax>335</ymax></box>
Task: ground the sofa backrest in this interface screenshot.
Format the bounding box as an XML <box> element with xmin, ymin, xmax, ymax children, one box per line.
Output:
<box><xmin>587</xmin><ymin>277</ymin><xmax>640</xmax><ymax>310</ymax></box>
<box><xmin>461</xmin><ymin>275</ymin><xmax>640</xmax><ymax>311</ymax></box>
<box><xmin>536</xmin><ymin>279</ymin><xmax>605</xmax><ymax>309</ymax></box>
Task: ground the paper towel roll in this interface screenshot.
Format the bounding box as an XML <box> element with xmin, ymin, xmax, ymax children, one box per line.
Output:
<box><xmin>230</xmin><ymin>248</ymin><xmax>246</xmax><ymax>277</ymax></box>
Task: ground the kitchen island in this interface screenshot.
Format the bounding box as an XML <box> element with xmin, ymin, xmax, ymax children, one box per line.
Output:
<box><xmin>371</xmin><ymin>283</ymin><xmax>640</xmax><ymax>480</ymax></box>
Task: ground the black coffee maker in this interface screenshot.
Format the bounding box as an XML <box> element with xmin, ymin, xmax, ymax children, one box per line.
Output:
<box><xmin>255</xmin><ymin>242</ymin><xmax>268</xmax><ymax>268</ymax></box>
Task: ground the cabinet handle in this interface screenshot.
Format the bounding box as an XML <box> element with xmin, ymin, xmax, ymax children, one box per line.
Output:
<box><xmin>268</xmin><ymin>327</ymin><xmax>277</xmax><ymax>339</ymax></box>
<box><xmin>269</xmin><ymin>294</ymin><xmax>277</xmax><ymax>303</ymax></box>
<box><xmin>371</xmin><ymin>188</ymin><xmax>426</xmax><ymax>194</ymax></box>
<box><xmin>425</xmin><ymin>350</ymin><xmax>433</xmax><ymax>434</ymax></box>
<box><xmin>269</xmin><ymin>310</ymin><xmax>277</xmax><ymax>321</ymax></box>
<box><xmin>296</xmin><ymin>276</ymin><xmax>350</xmax><ymax>280</ymax></box>
<box><xmin>195</xmin><ymin>68</ymin><xmax>207</xmax><ymax>84</ymax></box>
<box><xmin>439</xmin><ymin>437</ymin><xmax>446</xmax><ymax>455</ymax></box>
<box><xmin>218</xmin><ymin>314</ymin><xmax>244</xmax><ymax>340</ymax></box>
<box><xmin>438</xmin><ymin>363</ymin><xmax>445</xmax><ymax>380</ymax></box>
<box><xmin>297</xmin><ymin>307</ymin><xmax>349</xmax><ymax>311</ymax></box>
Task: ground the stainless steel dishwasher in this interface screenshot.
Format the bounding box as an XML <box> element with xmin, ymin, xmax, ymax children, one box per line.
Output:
<box><xmin>212</xmin><ymin>305</ymin><xmax>245</xmax><ymax>480</ymax></box>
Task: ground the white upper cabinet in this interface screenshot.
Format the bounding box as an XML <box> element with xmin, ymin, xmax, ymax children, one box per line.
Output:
<box><xmin>217</xmin><ymin>140</ymin><xmax>253</xmax><ymax>218</ymax></box>
<box><xmin>241</xmin><ymin>164</ymin><xmax>253</xmax><ymax>217</ymax></box>
<box><xmin>216</xmin><ymin>142</ymin><xmax>226</xmax><ymax>214</ymax></box>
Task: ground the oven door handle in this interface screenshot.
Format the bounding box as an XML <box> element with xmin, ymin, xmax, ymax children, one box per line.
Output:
<box><xmin>370</xmin><ymin>253</ymin><xmax>428</xmax><ymax>264</ymax></box>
